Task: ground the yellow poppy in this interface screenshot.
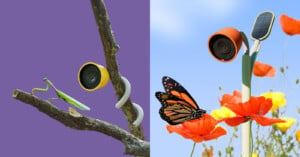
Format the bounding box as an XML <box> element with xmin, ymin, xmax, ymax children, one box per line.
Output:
<box><xmin>261</xmin><ymin>92</ymin><xmax>286</xmax><ymax>112</ymax></box>
<box><xmin>211</xmin><ymin>106</ymin><xmax>236</xmax><ymax>120</ymax></box>
<box><xmin>275</xmin><ymin>118</ymin><xmax>296</xmax><ymax>132</ymax></box>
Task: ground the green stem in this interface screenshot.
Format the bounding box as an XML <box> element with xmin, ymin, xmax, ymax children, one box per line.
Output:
<box><xmin>250</xmin><ymin>120</ymin><xmax>253</xmax><ymax>154</ymax></box>
<box><xmin>190</xmin><ymin>142</ymin><xmax>197</xmax><ymax>157</ymax></box>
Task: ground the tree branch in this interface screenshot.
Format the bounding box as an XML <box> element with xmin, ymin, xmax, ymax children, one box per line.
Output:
<box><xmin>12</xmin><ymin>89</ymin><xmax>150</xmax><ymax>156</ymax></box>
<box><xmin>90</xmin><ymin>0</ymin><xmax>145</xmax><ymax>140</ymax></box>
<box><xmin>12</xmin><ymin>0</ymin><xmax>149</xmax><ymax>156</ymax></box>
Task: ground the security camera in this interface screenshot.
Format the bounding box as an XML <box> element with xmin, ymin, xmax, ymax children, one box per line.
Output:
<box><xmin>208</xmin><ymin>27</ymin><xmax>242</xmax><ymax>62</ymax></box>
<box><xmin>78</xmin><ymin>62</ymin><xmax>110</xmax><ymax>91</ymax></box>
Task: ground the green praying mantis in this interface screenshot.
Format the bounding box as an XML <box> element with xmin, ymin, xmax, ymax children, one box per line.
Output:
<box><xmin>32</xmin><ymin>77</ymin><xmax>91</xmax><ymax>111</ymax></box>
<box><xmin>32</xmin><ymin>76</ymin><xmax>144</xmax><ymax>126</ymax></box>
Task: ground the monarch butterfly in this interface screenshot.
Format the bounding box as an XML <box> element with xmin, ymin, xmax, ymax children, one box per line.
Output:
<box><xmin>155</xmin><ymin>76</ymin><xmax>206</xmax><ymax>125</ymax></box>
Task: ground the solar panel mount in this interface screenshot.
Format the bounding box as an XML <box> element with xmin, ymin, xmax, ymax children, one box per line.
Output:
<box><xmin>251</xmin><ymin>11</ymin><xmax>275</xmax><ymax>41</ymax></box>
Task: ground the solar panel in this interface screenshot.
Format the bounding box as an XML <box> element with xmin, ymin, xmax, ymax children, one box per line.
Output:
<box><xmin>251</xmin><ymin>11</ymin><xmax>275</xmax><ymax>41</ymax></box>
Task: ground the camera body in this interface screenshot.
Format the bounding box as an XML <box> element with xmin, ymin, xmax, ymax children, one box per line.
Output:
<box><xmin>208</xmin><ymin>27</ymin><xmax>242</xmax><ymax>62</ymax></box>
<box><xmin>78</xmin><ymin>62</ymin><xmax>110</xmax><ymax>91</ymax></box>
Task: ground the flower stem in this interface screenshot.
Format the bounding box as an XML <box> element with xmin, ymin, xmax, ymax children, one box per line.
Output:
<box><xmin>250</xmin><ymin>120</ymin><xmax>253</xmax><ymax>154</ymax></box>
<box><xmin>190</xmin><ymin>142</ymin><xmax>197</xmax><ymax>157</ymax></box>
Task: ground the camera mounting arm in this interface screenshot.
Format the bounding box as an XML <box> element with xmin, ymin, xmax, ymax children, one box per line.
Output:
<box><xmin>240</xmin><ymin>31</ymin><xmax>250</xmax><ymax>53</ymax></box>
<box><xmin>115</xmin><ymin>76</ymin><xmax>144</xmax><ymax>127</ymax></box>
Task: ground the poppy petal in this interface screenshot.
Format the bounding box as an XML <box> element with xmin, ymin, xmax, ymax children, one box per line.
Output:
<box><xmin>246</xmin><ymin>97</ymin><xmax>260</xmax><ymax>114</ymax></box>
<box><xmin>279</xmin><ymin>14</ymin><xmax>300</xmax><ymax>36</ymax></box>
<box><xmin>182</xmin><ymin>114</ymin><xmax>216</xmax><ymax>135</ymax></box>
<box><xmin>191</xmin><ymin>136</ymin><xmax>205</xmax><ymax>143</ymax></box>
<box><xmin>275</xmin><ymin>117</ymin><xmax>296</xmax><ymax>132</ymax></box>
<box><xmin>257</xmin><ymin>97</ymin><xmax>272</xmax><ymax>115</ymax></box>
<box><xmin>223</xmin><ymin>116</ymin><xmax>249</xmax><ymax>126</ymax></box>
<box><xmin>166</xmin><ymin>125</ymin><xmax>183</xmax><ymax>134</ymax></box>
<box><xmin>202</xmin><ymin>148</ymin><xmax>214</xmax><ymax>157</ymax></box>
<box><xmin>226</xmin><ymin>96</ymin><xmax>272</xmax><ymax>116</ymax></box>
<box><xmin>202</xmin><ymin>126</ymin><xmax>227</xmax><ymax>141</ymax></box>
<box><xmin>166</xmin><ymin>114</ymin><xmax>226</xmax><ymax>143</ymax></box>
<box><xmin>250</xmin><ymin>114</ymin><xmax>286</xmax><ymax>126</ymax></box>
<box><xmin>211</xmin><ymin>106</ymin><xmax>236</xmax><ymax>120</ymax></box>
<box><xmin>261</xmin><ymin>92</ymin><xmax>286</xmax><ymax>112</ymax></box>
<box><xmin>166</xmin><ymin>125</ymin><xmax>194</xmax><ymax>139</ymax></box>
<box><xmin>295</xmin><ymin>130</ymin><xmax>300</xmax><ymax>142</ymax></box>
<box><xmin>227</xmin><ymin>99</ymin><xmax>262</xmax><ymax>116</ymax></box>
<box><xmin>253</xmin><ymin>61</ymin><xmax>276</xmax><ymax>77</ymax></box>
<box><xmin>219</xmin><ymin>90</ymin><xmax>241</xmax><ymax>106</ymax></box>
<box><xmin>247</xmin><ymin>96</ymin><xmax>271</xmax><ymax>115</ymax></box>
<box><xmin>225</xmin><ymin>102</ymin><xmax>247</xmax><ymax>116</ymax></box>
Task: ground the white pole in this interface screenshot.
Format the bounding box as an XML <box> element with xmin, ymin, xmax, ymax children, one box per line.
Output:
<box><xmin>241</xmin><ymin>40</ymin><xmax>260</xmax><ymax>157</ymax></box>
<box><xmin>241</xmin><ymin>84</ymin><xmax>251</xmax><ymax>157</ymax></box>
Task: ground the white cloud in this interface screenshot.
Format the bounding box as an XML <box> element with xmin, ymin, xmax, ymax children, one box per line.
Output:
<box><xmin>151</xmin><ymin>0</ymin><xmax>240</xmax><ymax>39</ymax></box>
<box><xmin>195</xmin><ymin>0</ymin><xmax>240</xmax><ymax>18</ymax></box>
<box><xmin>151</xmin><ymin>1</ymin><xmax>186</xmax><ymax>39</ymax></box>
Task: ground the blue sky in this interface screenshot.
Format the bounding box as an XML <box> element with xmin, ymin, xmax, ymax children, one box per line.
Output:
<box><xmin>151</xmin><ymin>0</ymin><xmax>300</xmax><ymax>156</ymax></box>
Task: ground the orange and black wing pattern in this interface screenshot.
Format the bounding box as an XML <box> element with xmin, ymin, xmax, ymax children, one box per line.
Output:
<box><xmin>155</xmin><ymin>76</ymin><xmax>206</xmax><ymax>125</ymax></box>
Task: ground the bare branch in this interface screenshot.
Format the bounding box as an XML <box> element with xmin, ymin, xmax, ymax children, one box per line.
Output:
<box><xmin>12</xmin><ymin>89</ymin><xmax>150</xmax><ymax>157</ymax></box>
<box><xmin>90</xmin><ymin>0</ymin><xmax>145</xmax><ymax>140</ymax></box>
<box><xmin>12</xmin><ymin>1</ymin><xmax>149</xmax><ymax>156</ymax></box>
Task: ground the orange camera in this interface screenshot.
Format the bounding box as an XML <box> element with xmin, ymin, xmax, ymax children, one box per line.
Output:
<box><xmin>208</xmin><ymin>27</ymin><xmax>242</xmax><ymax>62</ymax></box>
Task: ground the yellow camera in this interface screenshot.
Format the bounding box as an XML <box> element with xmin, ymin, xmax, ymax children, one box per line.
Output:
<box><xmin>78</xmin><ymin>62</ymin><xmax>110</xmax><ymax>91</ymax></box>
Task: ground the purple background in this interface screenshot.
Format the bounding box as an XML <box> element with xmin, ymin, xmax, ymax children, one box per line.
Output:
<box><xmin>0</xmin><ymin>0</ymin><xmax>149</xmax><ymax>156</ymax></box>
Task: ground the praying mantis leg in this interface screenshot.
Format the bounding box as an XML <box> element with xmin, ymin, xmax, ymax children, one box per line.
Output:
<box><xmin>55</xmin><ymin>90</ymin><xmax>90</xmax><ymax>111</ymax></box>
<box><xmin>31</xmin><ymin>79</ymin><xmax>51</xmax><ymax>95</ymax></box>
<box><xmin>32</xmin><ymin>77</ymin><xmax>91</xmax><ymax>111</ymax></box>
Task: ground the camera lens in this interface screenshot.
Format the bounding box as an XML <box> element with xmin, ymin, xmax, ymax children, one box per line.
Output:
<box><xmin>209</xmin><ymin>35</ymin><xmax>235</xmax><ymax>61</ymax></box>
<box><xmin>79</xmin><ymin>64</ymin><xmax>101</xmax><ymax>89</ymax></box>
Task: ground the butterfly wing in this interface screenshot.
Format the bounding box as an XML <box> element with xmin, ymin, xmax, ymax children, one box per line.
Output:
<box><xmin>156</xmin><ymin>92</ymin><xmax>204</xmax><ymax>125</ymax></box>
<box><xmin>155</xmin><ymin>76</ymin><xmax>206</xmax><ymax>125</ymax></box>
<box><xmin>162</xmin><ymin>76</ymin><xmax>199</xmax><ymax>110</ymax></box>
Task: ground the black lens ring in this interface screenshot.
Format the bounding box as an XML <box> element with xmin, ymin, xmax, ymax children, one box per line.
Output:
<box><xmin>209</xmin><ymin>35</ymin><xmax>236</xmax><ymax>61</ymax></box>
<box><xmin>79</xmin><ymin>64</ymin><xmax>101</xmax><ymax>89</ymax></box>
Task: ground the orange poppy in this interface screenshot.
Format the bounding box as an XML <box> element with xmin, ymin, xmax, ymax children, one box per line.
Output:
<box><xmin>279</xmin><ymin>14</ymin><xmax>300</xmax><ymax>36</ymax></box>
<box><xmin>296</xmin><ymin>130</ymin><xmax>300</xmax><ymax>142</ymax></box>
<box><xmin>222</xmin><ymin>96</ymin><xmax>285</xmax><ymax>126</ymax></box>
<box><xmin>166</xmin><ymin>114</ymin><xmax>226</xmax><ymax>143</ymax></box>
<box><xmin>253</xmin><ymin>61</ymin><xmax>276</xmax><ymax>77</ymax></box>
<box><xmin>202</xmin><ymin>148</ymin><xmax>213</xmax><ymax>157</ymax></box>
<box><xmin>219</xmin><ymin>90</ymin><xmax>241</xmax><ymax>106</ymax></box>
